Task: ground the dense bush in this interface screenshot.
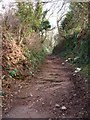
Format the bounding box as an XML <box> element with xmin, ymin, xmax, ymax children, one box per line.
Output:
<box><xmin>59</xmin><ymin>29</ymin><xmax>90</xmax><ymax>76</ymax></box>
<box><xmin>61</xmin><ymin>32</ymin><xmax>88</xmax><ymax>60</ymax></box>
<box><xmin>24</xmin><ymin>46</ymin><xmax>46</xmax><ymax>72</ymax></box>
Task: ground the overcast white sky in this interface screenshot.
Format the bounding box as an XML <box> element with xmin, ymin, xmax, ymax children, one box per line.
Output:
<box><xmin>0</xmin><ymin>0</ymin><xmax>70</xmax><ymax>28</ymax></box>
<box><xmin>42</xmin><ymin>0</ymin><xmax>70</xmax><ymax>27</ymax></box>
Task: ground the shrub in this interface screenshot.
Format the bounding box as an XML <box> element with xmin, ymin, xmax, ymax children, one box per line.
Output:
<box><xmin>24</xmin><ymin>46</ymin><xmax>46</xmax><ymax>71</ymax></box>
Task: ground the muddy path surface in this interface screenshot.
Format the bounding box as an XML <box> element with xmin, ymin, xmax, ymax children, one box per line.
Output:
<box><xmin>3</xmin><ymin>55</ymin><xmax>88</xmax><ymax>118</ymax></box>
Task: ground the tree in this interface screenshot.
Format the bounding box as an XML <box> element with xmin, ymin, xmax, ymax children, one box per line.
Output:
<box><xmin>16</xmin><ymin>0</ymin><xmax>51</xmax><ymax>45</ymax></box>
<box><xmin>61</xmin><ymin>2</ymin><xmax>88</xmax><ymax>34</ymax></box>
<box><xmin>88</xmin><ymin>1</ymin><xmax>90</xmax><ymax>27</ymax></box>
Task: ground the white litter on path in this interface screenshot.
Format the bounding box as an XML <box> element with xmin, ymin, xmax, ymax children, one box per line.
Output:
<box><xmin>61</xmin><ymin>106</ymin><xmax>67</xmax><ymax>110</ymax></box>
<box><xmin>74</xmin><ymin>67</ymin><xmax>81</xmax><ymax>73</ymax></box>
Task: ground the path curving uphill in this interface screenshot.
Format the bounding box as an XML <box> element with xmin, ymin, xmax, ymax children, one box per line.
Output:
<box><xmin>3</xmin><ymin>55</ymin><xmax>88</xmax><ymax>118</ymax></box>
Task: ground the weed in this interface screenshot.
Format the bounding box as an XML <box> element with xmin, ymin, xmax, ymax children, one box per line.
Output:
<box><xmin>9</xmin><ymin>69</ymin><xmax>18</xmax><ymax>78</ymax></box>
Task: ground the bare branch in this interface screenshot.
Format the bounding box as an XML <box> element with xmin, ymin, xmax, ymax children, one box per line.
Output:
<box><xmin>57</xmin><ymin>0</ymin><xmax>65</xmax><ymax>14</ymax></box>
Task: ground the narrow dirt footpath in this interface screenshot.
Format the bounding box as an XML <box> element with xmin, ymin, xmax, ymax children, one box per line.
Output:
<box><xmin>3</xmin><ymin>55</ymin><xmax>88</xmax><ymax>118</ymax></box>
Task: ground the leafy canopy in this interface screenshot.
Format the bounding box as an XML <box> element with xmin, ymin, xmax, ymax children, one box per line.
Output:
<box><xmin>16</xmin><ymin>0</ymin><xmax>51</xmax><ymax>32</ymax></box>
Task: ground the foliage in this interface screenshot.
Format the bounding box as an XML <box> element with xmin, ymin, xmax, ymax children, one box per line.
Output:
<box><xmin>17</xmin><ymin>2</ymin><xmax>33</xmax><ymax>23</ymax></box>
<box><xmin>9</xmin><ymin>69</ymin><xmax>18</xmax><ymax>78</ymax></box>
<box><xmin>61</xmin><ymin>2</ymin><xmax>88</xmax><ymax>34</ymax></box>
<box><xmin>61</xmin><ymin>11</ymin><xmax>75</xmax><ymax>32</ymax></box>
<box><xmin>2</xmin><ymin>0</ymin><xmax>50</xmax><ymax>83</ymax></box>
<box><xmin>16</xmin><ymin>1</ymin><xmax>51</xmax><ymax>33</ymax></box>
<box><xmin>55</xmin><ymin>2</ymin><xmax>89</xmax><ymax>77</ymax></box>
<box><xmin>61</xmin><ymin>31</ymin><xmax>89</xmax><ymax>61</ymax></box>
<box><xmin>24</xmin><ymin>46</ymin><xmax>46</xmax><ymax>72</ymax></box>
<box><xmin>39</xmin><ymin>20</ymin><xmax>51</xmax><ymax>31</ymax></box>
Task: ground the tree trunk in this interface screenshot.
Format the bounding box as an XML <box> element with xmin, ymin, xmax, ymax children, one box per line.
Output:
<box><xmin>88</xmin><ymin>2</ymin><xmax>90</xmax><ymax>26</ymax></box>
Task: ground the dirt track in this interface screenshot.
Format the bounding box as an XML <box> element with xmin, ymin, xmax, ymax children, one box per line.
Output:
<box><xmin>3</xmin><ymin>55</ymin><xmax>88</xmax><ymax>118</ymax></box>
